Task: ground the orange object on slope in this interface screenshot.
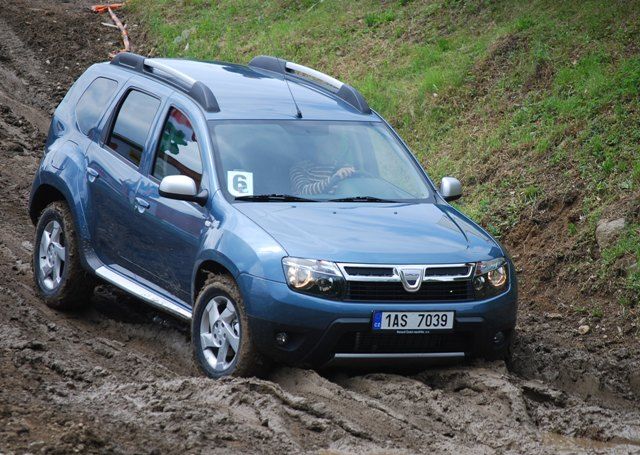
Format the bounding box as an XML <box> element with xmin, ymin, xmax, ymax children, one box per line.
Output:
<box><xmin>107</xmin><ymin>6</ymin><xmax>130</xmax><ymax>56</ymax></box>
<box><xmin>92</xmin><ymin>3</ymin><xmax>130</xmax><ymax>57</ymax></box>
<box><xmin>91</xmin><ymin>3</ymin><xmax>125</xmax><ymax>14</ymax></box>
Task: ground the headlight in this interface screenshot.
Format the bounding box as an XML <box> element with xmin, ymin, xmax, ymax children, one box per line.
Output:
<box><xmin>473</xmin><ymin>257</ymin><xmax>509</xmax><ymax>298</ymax></box>
<box><xmin>282</xmin><ymin>257</ymin><xmax>345</xmax><ymax>299</ymax></box>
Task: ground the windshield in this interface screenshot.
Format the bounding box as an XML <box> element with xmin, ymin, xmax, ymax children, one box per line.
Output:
<box><xmin>209</xmin><ymin>120</ymin><xmax>432</xmax><ymax>202</ymax></box>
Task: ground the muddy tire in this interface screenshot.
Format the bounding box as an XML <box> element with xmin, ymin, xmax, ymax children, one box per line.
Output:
<box><xmin>192</xmin><ymin>273</ymin><xmax>269</xmax><ymax>378</ymax></box>
<box><xmin>484</xmin><ymin>330</ymin><xmax>514</xmax><ymax>366</ymax></box>
<box><xmin>33</xmin><ymin>201</ymin><xmax>95</xmax><ymax>310</ymax></box>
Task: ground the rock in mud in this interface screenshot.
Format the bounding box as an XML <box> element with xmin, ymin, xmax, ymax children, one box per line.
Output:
<box><xmin>521</xmin><ymin>380</ymin><xmax>567</xmax><ymax>407</ymax></box>
<box><xmin>578</xmin><ymin>325</ymin><xmax>591</xmax><ymax>335</ymax></box>
<box><xmin>595</xmin><ymin>218</ymin><xmax>626</xmax><ymax>249</ymax></box>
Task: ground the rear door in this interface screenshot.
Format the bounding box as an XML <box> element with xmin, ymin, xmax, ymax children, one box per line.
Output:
<box><xmin>131</xmin><ymin>99</ymin><xmax>210</xmax><ymax>302</ymax></box>
<box><xmin>85</xmin><ymin>80</ymin><xmax>168</xmax><ymax>275</ymax></box>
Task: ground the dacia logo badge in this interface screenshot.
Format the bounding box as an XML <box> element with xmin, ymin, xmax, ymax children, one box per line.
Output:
<box><xmin>397</xmin><ymin>267</ymin><xmax>424</xmax><ymax>293</ymax></box>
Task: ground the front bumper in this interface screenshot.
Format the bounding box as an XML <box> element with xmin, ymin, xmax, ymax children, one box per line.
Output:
<box><xmin>238</xmin><ymin>267</ymin><xmax>518</xmax><ymax>367</ymax></box>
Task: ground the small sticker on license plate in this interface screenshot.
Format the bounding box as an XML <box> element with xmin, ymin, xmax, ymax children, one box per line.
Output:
<box><xmin>372</xmin><ymin>311</ymin><xmax>455</xmax><ymax>331</ymax></box>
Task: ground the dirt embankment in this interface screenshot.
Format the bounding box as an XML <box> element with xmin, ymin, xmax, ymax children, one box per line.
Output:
<box><xmin>0</xmin><ymin>1</ymin><xmax>639</xmax><ymax>453</ymax></box>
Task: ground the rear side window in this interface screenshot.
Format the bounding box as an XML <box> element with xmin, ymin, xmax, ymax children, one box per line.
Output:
<box><xmin>107</xmin><ymin>90</ymin><xmax>160</xmax><ymax>166</ymax></box>
<box><xmin>153</xmin><ymin>108</ymin><xmax>203</xmax><ymax>187</ymax></box>
<box><xmin>75</xmin><ymin>77</ymin><xmax>118</xmax><ymax>135</ymax></box>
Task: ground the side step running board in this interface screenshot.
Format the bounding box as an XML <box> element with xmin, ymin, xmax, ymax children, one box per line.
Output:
<box><xmin>95</xmin><ymin>266</ymin><xmax>192</xmax><ymax>321</ymax></box>
<box><xmin>333</xmin><ymin>352</ymin><xmax>465</xmax><ymax>359</ymax></box>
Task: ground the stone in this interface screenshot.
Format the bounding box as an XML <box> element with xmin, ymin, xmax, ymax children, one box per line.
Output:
<box><xmin>578</xmin><ymin>325</ymin><xmax>590</xmax><ymax>335</ymax></box>
<box><xmin>595</xmin><ymin>218</ymin><xmax>626</xmax><ymax>249</ymax></box>
<box><xmin>521</xmin><ymin>380</ymin><xmax>567</xmax><ymax>407</ymax></box>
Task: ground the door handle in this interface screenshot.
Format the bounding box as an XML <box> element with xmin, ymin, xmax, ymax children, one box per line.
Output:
<box><xmin>86</xmin><ymin>167</ymin><xmax>99</xmax><ymax>183</ymax></box>
<box><xmin>135</xmin><ymin>197</ymin><xmax>150</xmax><ymax>213</ymax></box>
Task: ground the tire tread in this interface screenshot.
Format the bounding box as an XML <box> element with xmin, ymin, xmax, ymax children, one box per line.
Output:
<box><xmin>192</xmin><ymin>272</ymin><xmax>269</xmax><ymax>378</ymax></box>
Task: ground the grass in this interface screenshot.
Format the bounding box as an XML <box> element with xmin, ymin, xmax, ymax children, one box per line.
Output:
<box><xmin>129</xmin><ymin>0</ymin><xmax>640</xmax><ymax>306</ymax></box>
<box><xmin>602</xmin><ymin>224</ymin><xmax>640</xmax><ymax>298</ymax></box>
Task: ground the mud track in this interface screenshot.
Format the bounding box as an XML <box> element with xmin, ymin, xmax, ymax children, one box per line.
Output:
<box><xmin>0</xmin><ymin>1</ymin><xmax>639</xmax><ymax>453</ymax></box>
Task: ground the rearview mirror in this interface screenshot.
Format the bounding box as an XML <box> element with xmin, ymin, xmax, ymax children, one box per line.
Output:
<box><xmin>159</xmin><ymin>175</ymin><xmax>208</xmax><ymax>206</ymax></box>
<box><xmin>440</xmin><ymin>177</ymin><xmax>462</xmax><ymax>202</ymax></box>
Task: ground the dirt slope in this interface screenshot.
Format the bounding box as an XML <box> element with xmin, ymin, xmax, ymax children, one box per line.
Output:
<box><xmin>0</xmin><ymin>1</ymin><xmax>639</xmax><ymax>453</ymax></box>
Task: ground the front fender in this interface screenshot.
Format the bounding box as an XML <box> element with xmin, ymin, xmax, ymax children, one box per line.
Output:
<box><xmin>191</xmin><ymin>192</ymin><xmax>288</xmax><ymax>301</ymax></box>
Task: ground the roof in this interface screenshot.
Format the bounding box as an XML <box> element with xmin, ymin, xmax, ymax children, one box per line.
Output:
<box><xmin>109</xmin><ymin>56</ymin><xmax>380</xmax><ymax>122</ymax></box>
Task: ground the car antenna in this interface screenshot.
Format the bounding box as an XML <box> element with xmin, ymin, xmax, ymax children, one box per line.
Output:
<box><xmin>283</xmin><ymin>74</ymin><xmax>303</xmax><ymax>119</ymax></box>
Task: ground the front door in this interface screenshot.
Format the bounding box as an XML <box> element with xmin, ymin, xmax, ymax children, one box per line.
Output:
<box><xmin>130</xmin><ymin>105</ymin><xmax>208</xmax><ymax>302</ymax></box>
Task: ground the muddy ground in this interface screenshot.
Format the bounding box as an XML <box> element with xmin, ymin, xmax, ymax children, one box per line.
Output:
<box><xmin>0</xmin><ymin>1</ymin><xmax>639</xmax><ymax>453</ymax></box>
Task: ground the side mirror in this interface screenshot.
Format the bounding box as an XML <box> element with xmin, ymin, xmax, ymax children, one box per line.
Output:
<box><xmin>440</xmin><ymin>176</ymin><xmax>462</xmax><ymax>202</ymax></box>
<box><xmin>159</xmin><ymin>175</ymin><xmax>208</xmax><ymax>206</ymax></box>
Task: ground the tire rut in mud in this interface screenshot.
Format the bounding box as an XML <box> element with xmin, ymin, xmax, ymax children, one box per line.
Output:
<box><xmin>0</xmin><ymin>1</ymin><xmax>639</xmax><ymax>453</ymax></box>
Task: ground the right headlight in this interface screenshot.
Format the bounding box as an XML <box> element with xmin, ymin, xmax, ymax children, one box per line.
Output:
<box><xmin>473</xmin><ymin>257</ymin><xmax>509</xmax><ymax>298</ymax></box>
<box><xmin>282</xmin><ymin>257</ymin><xmax>345</xmax><ymax>299</ymax></box>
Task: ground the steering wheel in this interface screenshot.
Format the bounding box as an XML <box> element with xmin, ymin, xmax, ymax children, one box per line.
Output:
<box><xmin>352</xmin><ymin>169</ymin><xmax>375</xmax><ymax>178</ymax></box>
<box><xmin>334</xmin><ymin>169</ymin><xmax>415</xmax><ymax>199</ymax></box>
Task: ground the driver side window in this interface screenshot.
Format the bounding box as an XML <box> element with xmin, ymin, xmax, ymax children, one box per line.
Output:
<box><xmin>152</xmin><ymin>107</ymin><xmax>203</xmax><ymax>188</ymax></box>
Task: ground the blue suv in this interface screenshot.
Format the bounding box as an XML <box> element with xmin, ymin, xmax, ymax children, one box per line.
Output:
<box><xmin>29</xmin><ymin>52</ymin><xmax>517</xmax><ymax>377</ymax></box>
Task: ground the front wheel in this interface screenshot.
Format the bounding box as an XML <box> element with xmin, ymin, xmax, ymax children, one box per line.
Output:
<box><xmin>483</xmin><ymin>330</ymin><xmax>514</xmax><ymax>366</ymax></box>
<box><xmin>192</xmin><ymin>273</ymin><xmax>269</xmax><ymax>378</ymax></box>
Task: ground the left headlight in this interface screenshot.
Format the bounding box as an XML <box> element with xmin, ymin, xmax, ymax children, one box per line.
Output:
<box><xmin>473</xmin><ymin>257</ymin><xmax>509</xmax><ymax>298</ymax></box>
<box><xmin>282</xmin><ymin>257</ymin><xmax>345</xmax><ymax>299</ymax></box>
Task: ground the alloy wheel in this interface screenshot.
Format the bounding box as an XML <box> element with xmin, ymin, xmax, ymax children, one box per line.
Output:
<box><xmin>38</xmin><ymin>220</ymin><xmax>66</xmax><ymax>291</ymax></box>
<box><xmin>200</xmin><ymin>295</ymin><xmax>241</xmax><ymax>372</ymax></box>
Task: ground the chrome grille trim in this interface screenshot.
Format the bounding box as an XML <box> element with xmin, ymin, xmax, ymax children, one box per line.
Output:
<box><xmin>336</xmin><ymin>263</ymin><xmax>474</xmax><ymax>283</ymax></box>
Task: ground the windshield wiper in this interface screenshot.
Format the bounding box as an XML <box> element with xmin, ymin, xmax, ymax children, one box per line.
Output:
<box><xmin>327</xmin><ymin>196</ymin><xmax>398</xmax><ymax>203</ymax></box>
<box><xmin>235</xmin><ymin>194</ymin><xmax>317</xmax><ymax>202</ymax></box>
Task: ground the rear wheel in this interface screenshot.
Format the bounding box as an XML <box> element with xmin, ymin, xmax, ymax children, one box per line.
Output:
<box><xmin>33</xmin><ymin>201</ymin><xmax>94</xmax><ymax>309</ymax></box>
<box><xmin>192</xmin><ymin>273</ymin><xmax>268</xmax><ymax>378</ymax></box>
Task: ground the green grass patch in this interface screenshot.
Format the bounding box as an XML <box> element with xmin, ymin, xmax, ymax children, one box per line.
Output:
<box><xmin>601</xmin><ymin>225</ymin><xmax>640</xmax><ymax>300</ymax></box>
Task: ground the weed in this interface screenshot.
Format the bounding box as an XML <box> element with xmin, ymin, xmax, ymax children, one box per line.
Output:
<box><xmin>515</xmin><ymin>15</ymin><xmax>534</xmax><ymax>31</ymax></box>
<box><xmin>365</xmin><ymin>10</ymin><xmax>396</xmax><ymax>27</ymax></box>
<box><xmin>523</xmin><ymin>185</ymin><xmax>540</xmax><ymax>202</ymax></box>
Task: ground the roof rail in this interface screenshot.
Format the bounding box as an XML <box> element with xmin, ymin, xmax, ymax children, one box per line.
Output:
<box><xmin>248</xmin><ymin>55</ymin><xmax>371</xmax><ymax>114</ymax></box>
<box><xmin>110</xmin><ymin>52</ymin><xmax>220</xmax><ymax>113</ymax></box>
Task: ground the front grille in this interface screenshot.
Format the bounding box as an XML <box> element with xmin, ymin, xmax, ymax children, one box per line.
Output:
<box><xmin>343</xmin><ymin>266</ymin><xmax>394</xmax><ymax>277</ymax></box>
<box><xmin>424</xmin><ymin>266</ymin><xmax>469</xmax><ymax>277</ymax></box>
<box><xmin>334</xmin><ymin>331</ymin><xmax>471</xmax><ymax>354</ymax></box>
<box><xmin>344</xmin><ymin>280</ymin><xmax>473</xmax><ymax>302</ymax></box>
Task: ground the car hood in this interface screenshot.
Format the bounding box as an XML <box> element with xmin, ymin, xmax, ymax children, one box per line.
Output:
<box><xmin>234</xmin><ymin>202</ymin><xmax>503</xmax><ymax>264</ymax></box>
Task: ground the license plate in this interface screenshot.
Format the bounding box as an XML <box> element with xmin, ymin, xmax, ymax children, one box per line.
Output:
<box><xmin>372</xmin><ymin>311</ymin><xmax>454</xmax><ymax>331</ymax></box>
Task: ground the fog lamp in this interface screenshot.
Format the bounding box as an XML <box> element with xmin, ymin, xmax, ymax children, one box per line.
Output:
<box><xmin>275</xmin><ymin>332</ymin><xmax>288</xmax><ymax>346</ymax></box>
